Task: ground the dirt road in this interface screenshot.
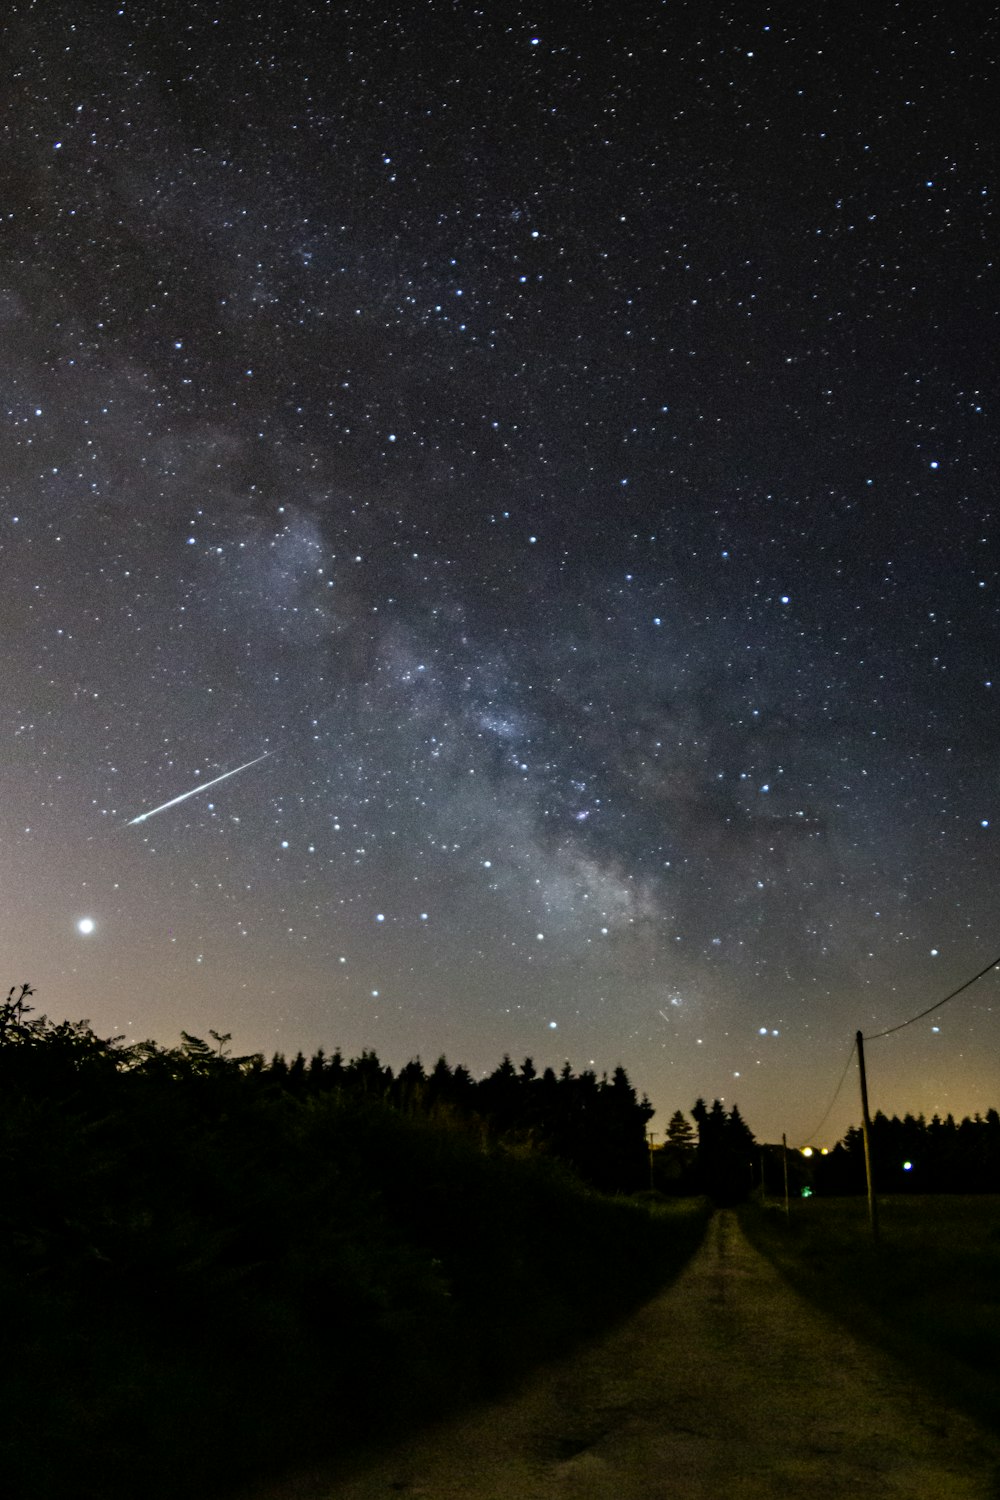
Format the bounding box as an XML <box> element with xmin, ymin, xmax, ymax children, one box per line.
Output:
<box><xmin>248</xmin><ymin>1211</ymin><xmax>1000</xmax><ymax>1499</ymax></box>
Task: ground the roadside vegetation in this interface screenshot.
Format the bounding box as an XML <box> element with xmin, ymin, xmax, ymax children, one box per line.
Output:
<box><xmin>0</xmin><ymin>985</ymin><xmax>709</xmax><ymax>1500</ymax></box>
<box><xmin>740</xmin><ymin>1194</ymin><xmax>1000</xmax><ymax>1435</ymax></box>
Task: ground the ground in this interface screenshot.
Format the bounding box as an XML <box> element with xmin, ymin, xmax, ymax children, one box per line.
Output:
<box><xmin>243</xmin><ymin>1211</ymin><xmax>1000</xmax><ymax>1499</ymax></box>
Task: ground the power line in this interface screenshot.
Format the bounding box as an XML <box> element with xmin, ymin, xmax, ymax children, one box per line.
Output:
<box><xmin>863</xmin><ymin>950</ymin><xmax>1000</xmax><ymax>1041</ymax></box>
<box><xmin>801</xmin><ymin>1037</ymin><xmax>857</xmax><ymax>1145</ymax></box>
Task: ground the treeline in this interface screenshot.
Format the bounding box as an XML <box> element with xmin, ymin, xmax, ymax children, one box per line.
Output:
<box><xmin>0</xmin><ymin>986</ymin><xmax>707</xmax><ymax>1500</ymax></box>
<box><xmin>654</xmin><ymin>1097</ymin><xmax>757</xmax><ymax>1204</ymax></box>
<box><xmin>812</xmin><ymin>1108</ymin><xmax>1000</xmax><ymax>1194</ymax></box>
<box><xmin>268</xmin><ymin>1045</ymin><xmax>656</xmax><ymax>1193</ymax></box>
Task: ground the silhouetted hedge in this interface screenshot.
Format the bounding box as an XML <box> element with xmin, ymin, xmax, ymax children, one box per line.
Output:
<box><xmin>0</xmin><ymin>988</ymin><xmax>709</xmax><ymax>1499</ymax></box>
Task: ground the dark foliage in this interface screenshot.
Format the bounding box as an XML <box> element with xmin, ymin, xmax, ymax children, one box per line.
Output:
<box><xmin>0</xmin><ymin>986</ymin><xmax>707</xmax><ymax>1500</ymax></box>
<box><xmin>810</xmin><ymin>1107</ymin><xmax>1000</xmax><ymax>1195</ymax></box>
<box><xmin>689</xmin><ymin>1096</ymin><xmax>757</xmax><ymax>1204</ymax></box>
<box><xmin>281</xmin><ymin>1047</ymin><xmax>656</xmax><ymax>1194</ymax></box>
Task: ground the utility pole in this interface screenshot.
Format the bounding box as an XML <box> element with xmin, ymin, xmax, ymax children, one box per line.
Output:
<box><xmin>856</xmin><ymin>1030</ymin><xmax>880</xmax><ymax>1243</ymax></box>
<box><xmin>647</xmin><ymin>1131</ymin><xmax>658</xmax><ymax>1191</ymax></box>
<box><xmin>782</xmin><ymin>1133</ymin><xmax>789</xmax><ymax>1220</ymax></box>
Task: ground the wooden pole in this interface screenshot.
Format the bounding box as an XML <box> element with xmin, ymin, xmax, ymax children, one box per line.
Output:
<box><xmin>856</xmin><ymin>1030</ymin><xmax>880</xmax><ymax>1243</ymax></box>
<box><xmin>782</xmin><ymin>1133</ymin><xmax>789</xmax><ymax>1220</ymax></box>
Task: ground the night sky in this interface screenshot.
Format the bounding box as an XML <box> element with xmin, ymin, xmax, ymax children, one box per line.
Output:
<box><xmin>4</xmin><ymin>2</ymin><xmax>998</xmax><ymax>1144</ymax></box>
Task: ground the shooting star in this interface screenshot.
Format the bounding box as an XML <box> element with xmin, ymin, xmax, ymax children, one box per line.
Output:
<box><xmin>126</xmin><ymin>752</ymin><xmax>272</xmax><ymax>827</ymax></box>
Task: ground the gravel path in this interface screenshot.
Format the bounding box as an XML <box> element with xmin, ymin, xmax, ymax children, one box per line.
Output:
<box><xmin>245</xmin><ymin>1210</ymin><xmax>1000</xmax><ymax>1499</ymax></box>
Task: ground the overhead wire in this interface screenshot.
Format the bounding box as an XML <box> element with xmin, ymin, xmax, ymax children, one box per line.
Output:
<box><xmin>863</xmin><ymin>950</ymin><xmax>1000</xmax><ymax>1041</ymax></box>
<box><xmin>800</xmin><ymin>1036</ymin><xmax>857</xmax><ymax>1145</ymax></box>
<box><xmin>789</xmin><ymin>950</ymin><xmax>1000</xmax><ymax>1151</ymax></box>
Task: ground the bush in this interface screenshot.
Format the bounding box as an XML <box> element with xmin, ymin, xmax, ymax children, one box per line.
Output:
<box><xmin>0</xmin><ymin>994</ymin><xmax>709</xmax><ymax>1498</ymax></box>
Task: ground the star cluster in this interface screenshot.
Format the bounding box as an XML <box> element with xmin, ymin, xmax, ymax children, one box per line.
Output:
<box><xmin>3</xmin><ymin>2</ymin><xmax>998</xmax><ymax>1140</ymax></box>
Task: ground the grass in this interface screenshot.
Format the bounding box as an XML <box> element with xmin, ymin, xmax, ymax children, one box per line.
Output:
<box><xmin>740</xmin><ymin>1194</ymin><xmax>1000</xmax><ymax>1434</ymax></box>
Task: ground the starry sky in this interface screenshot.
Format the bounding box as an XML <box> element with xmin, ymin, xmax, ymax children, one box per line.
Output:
<box><xmin>3</xmin><ymin>1</ymin><xmax>998</xmax><ymax>1144</ymax></box>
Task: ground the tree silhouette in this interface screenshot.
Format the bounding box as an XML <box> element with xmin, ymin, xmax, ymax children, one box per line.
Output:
<box><xmin>691</xmin><ymin>1098</ymin><xmax>756</xmax><ymax>1203</ymax></box>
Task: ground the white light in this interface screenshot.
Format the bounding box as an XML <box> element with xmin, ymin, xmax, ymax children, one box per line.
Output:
<box><xmin>77</xmin><ymin>917</ymin><xmax>96</xmax><ymax>935</ymax></box>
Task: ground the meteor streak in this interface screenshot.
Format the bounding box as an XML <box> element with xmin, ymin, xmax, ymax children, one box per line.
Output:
<box><xmin>126</xmin><ymin>752</ymin><xmax>272</xmax><ymax>826</ymax></box>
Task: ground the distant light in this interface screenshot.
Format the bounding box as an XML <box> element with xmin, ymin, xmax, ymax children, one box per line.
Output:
<box><xmin>548</xmin><ymin>1021</ymin><xmax>557</xmax><ymax>1029</ymax></box>
<box><xmin>77</xmin><ymin>917</ymin><xmax>96</xmax><ymax>936</ymax></box>
<box><xmin>375</xmin><ymin>913</ymin><xmax>385</xmax><ymax>923</ymax></box>
<box><xmin>903</xmin><ymin>1160</ymin><xmax>913</xmax><ymax>1171</ymax></box>
<box><xmin>801</xmin><ymin>1147</ymin><xmax>814</xmax><ymax>1157</ymax></box>
<box><xmin>930</xmin><ymin>460</ymin><xmax>939</xmax><ymax>469</ymax></box>
<box><xmin>801</xmin><ymin>1186</ymin><xmax>813</xmax><ymax>1198</ymax></box>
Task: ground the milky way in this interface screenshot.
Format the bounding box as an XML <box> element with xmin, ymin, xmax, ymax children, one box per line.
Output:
<box><xmin>3</xmin><ymin>2</ymin><xmax>998</xmax><ymax>1140</ymax></box>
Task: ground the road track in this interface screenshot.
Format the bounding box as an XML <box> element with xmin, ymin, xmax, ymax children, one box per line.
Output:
<box><xmin>246</xmin><ymin>1210</ymin><xmax>1000</xmax><ymax>1499</ymax></box>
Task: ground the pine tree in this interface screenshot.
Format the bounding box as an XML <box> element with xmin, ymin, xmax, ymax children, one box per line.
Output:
<box><xmin>665</xmin><ymin>1108</ymin><xmax>696</xmax><ymax>1156</ymax></box>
